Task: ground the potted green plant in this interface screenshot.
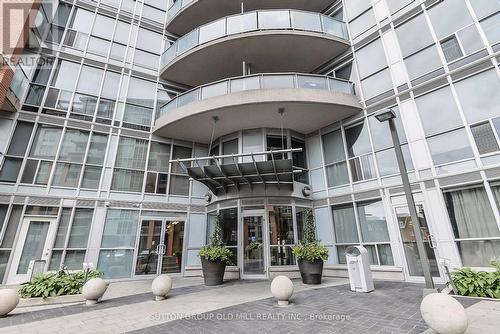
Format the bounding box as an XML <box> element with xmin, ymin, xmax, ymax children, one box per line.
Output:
<box><xmin>292</xmin><ymin>208</ymin><xmax>329</xmax><ymax>284</ymax></box>
<box><xmin>198</xmin><ymin>213</ymin><xmax>232</xmax><ymax>286</ymax></box>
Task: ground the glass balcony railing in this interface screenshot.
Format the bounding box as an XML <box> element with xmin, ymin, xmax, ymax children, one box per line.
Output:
<box><xmin>155</xmin><ymin>73</ymin><xmax>355</xmax><ymax>121</ymax></box>
<box><xmin>161</xmin><ymin>10</ymin><xmax>348</xmax><ymax>69</ymax></box>
<box><xmin>167</xmin><ymin>0</ymin><xmax>194</xmax><ymax>22</ymax></box>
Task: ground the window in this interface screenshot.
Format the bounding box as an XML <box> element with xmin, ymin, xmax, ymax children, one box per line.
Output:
<box><xmin>58</xmin><ymin>129</ymin><xmax>88</xmax><ymax>163</ymax></box>
<box><xmin>123</xmin><ymin>78</ymin><xmax>156</xmax><ymax>130</ymax></box>
<box><xmin>19</xmin><ymin>125</ymin><xmax>63</xmax><ymax>185</ymax></box>
<box><xmin>268</xmin><ymin>206</ymin><xmax>295</xmax><ymax>266</ymax></box>
<box><xmin>292</xmin><ymin>138</ymin><xmax>308</xmax><ymax>183</ymax></box>
<box><xmin>81</xmin><ymin>133</ymin><xmax>107</xmax><ymax>189</ymax></box>
<box><xmin>470</xmin><ymin>122</ymin><xmax>500</xmax><ymax>155</ymax></box>
<box><xmin>222</xmin><ymin>138</ymin><xmax>238</xmax><ymax>164</ymax></box>
<box><xmin>267</xmin><ymin>135</ymin><xmax>286</xmax><ymax>161</ymax></box>
<box><xmin>134</xmin><ymin>28</ymin><xmax>162</xmax><ymax>69</ymax></box>
<box><xmin>333</xmin><ymin>200</ymin><xmax>393</xmax><ymax>266</ymax></box>
<box><xmin>10</xmin><ymin>65</ymin><xmax>29</xmax><ymax>99</ymax></box>
<box><xmin>98</xmin><ymin>209</ymin><xmax>138</xmax><ymax>278</ymax></box>
<box><xmin>386</xmin><ymin>0</ymin><xmax>414</xmax><ymax>14</ymax></box>
<box><xmin>469</xmin><ymin>0</ymin><xmax>500</xmax><ymax>19</ymax></box>
<box><xmin>112</xmin><ymin>137</ymin><xmax>147</xmax><ymax>192</ymax></box>
<box><xmin>427</xmin><ymin>128</ymin><xmax>474</xmax><ymax>165</ymax></box>
<box><xmin>0</xmin><ymin>205</ymin><xmax>23</xmax><ymax>282</ymax></box>
<box><xmin>348</xmin><ymin>9</ymin><xmax>377</xmax><ymax>38</ymax></box>
<box><xmin>375</xmin><ymin>145</ymin><xmax>413</xmax><ymax>177</ymax></box>
<box><xmin>395</xmin><ymin>14</ymin><xmax>434</xmax><ymax>58</ymax></box>
<box><xmin>43</xmin><ymin>3</ymin><xmax>67</xmax><ymax>44</ymax></box>
<box><xmin>4</xmin><ymin>121</ymin><xmax>33</xmax><ymax>157</ymax></box>
<box><xmin>415</xmin><ymin>86</ymin><xmax>463</xmax><ymax>135</ymax></box>
<box><xmin>64</xmin><ymin>8</ymin><xmax>93</xmax><ymax>50</ymax></box>
<box><xmin>333</xmin><ymin>204</ymin><xmax>358</xmax><ymax>244</ymax></box>
<box><xmin>360</xmin><ymin>68</ymin><xmax>393</xmax><ymax>99</ymax></box>
<box><xmin>322</xmin><ymin>129</ymin><xmax>349</xmax><ymax>187</ymax></box>
<box><xmin>345</xmin><ymin>122</ymin><xmax>371</xmax><ymax>157</ymax></box>
<box><xmin>444</xmin><ymin>186</ymin><xmax>500</xmax><ymax>267</ymax></box>
<box><xmin>169</xmin><ymin>146</ymin><xmax>192</xmax><ymax>196</ymax></box>
<box><xmin>207</xmin><ymin>208</ymin><xmax>238</xmax><ymax>265</ymax></box>
<box><xmin>52</xmin><ymin>163</ymin><xmax>81</xmax><ymax>187</ymax></box>
<box><xmin>50</xmin><ymin>129</ymin><xmax>91</xmax><ymax>188</ymax></box>
<box><xmin>480</xmin><ymin>12</ymin><xmax>500</xmax><ymax>46</ymax></box>
<box><xmin>357</xmin><ymin>201</ymin><xmax>390</xmax><ymax>243</ymax></box>
<box><xmin>404</xmin><ymin>45</ymin><xmax>442</xmax><ymax>79</ymax></box>
<box><xmin>345</xmin><ymin>121</ymin><xmax>376</xmax><ymax>182</ymax></box>
<box><xmin>356</xmin><ymin>39</ymin><xmax>388</xmax><ymax>79</ymax></box>
<box><xmin>334</xmin><ymin>62</ymin><xmax>353</xmax><ymax>81</ymax></box>
<box><xmin>0</xmin><ymin>158</ymin><xmax>23</xmax><ymax>183</ymax></box>
<box><xmin>454</xmin><ymin>70</ymin><xmax>500</xmax><ymax>124</ymax></box>
<box><xmin>45</xmin><ymin>60</ymin><xmax>79</xmax><ymax>114</ymax></box>
<box><xmin>49</xmin><ymin>208</ymin><xmax>93</xmax><ymax>270</ymax></box>
<box><xmin>454</xmin><ymin>24</ymin><xmax>483</xmax><ymax>56</ymax></box>
<box><xmin>440</xmin><ymin>36</ymin><xmax>463</xmax><ymax>62</ymax></box>
<box><xmin>427</xmin><ymin>0</ymin><xmax>473</xmax><ymax>39</ymax></box>
<box><xmin>145</xmin><ymin>142</ymin><xmax>171</xmax><ymax>194</ymax></box>
<box><xmin>344</xmin><ymin>0</ymin><xmax>372</xmax><ymax>21</ymax></box>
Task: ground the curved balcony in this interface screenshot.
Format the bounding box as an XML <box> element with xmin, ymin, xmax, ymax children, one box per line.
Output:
<box><xmin>166</xmin><ymin>0</ymin><xmax>336</xmax><ymax>36</ymax></box>
<box><xmin>160</xmin><ymin>10</ymin><xmax>350</xmax><ymax>87</ymax></box>
<box><xmin>153</xmin><ymin>73</ymin><xmax>361</xmax><ymax>143</ymax></box>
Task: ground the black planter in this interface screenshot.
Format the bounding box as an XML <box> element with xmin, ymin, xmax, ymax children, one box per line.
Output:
<box><xmin>298</xmin><ymin>259</ymin><xmax>324</xmax><ymax>284</ymax></box>
<box><xmin>201</xmin><ymin>257</ymin><xmax>226</xmax><ymax>286</ymax></box>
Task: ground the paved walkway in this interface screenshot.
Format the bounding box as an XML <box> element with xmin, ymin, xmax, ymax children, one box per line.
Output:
<box><xmin>0</xmin><ymin>278</ymin><xmax>496</xmax><ymax>334</ymax></box>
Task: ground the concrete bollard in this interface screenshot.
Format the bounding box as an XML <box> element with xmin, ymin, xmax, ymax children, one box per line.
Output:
<box><xmin>0</xmin><ymin>289</ymin><xmax>20</xmax><ymax>317</ymax></box>
<box><xmin>270</xmin><ymin>275</ymin><xmax>294</xmax><ymax>306</ymax></box>
<box><xmin>420</xmin><ymin>293</ymin><xmax>468</xmax><ymax>334</ymax></box>
<box><xmin>151</xmin><ymin>274</ymin><xmax>173</xmax><ymax>301</ymax></box>
<box><xmin>82</xmin><ymin>278</ymin><xmax>108</xmax><ymax>306</ymax></box>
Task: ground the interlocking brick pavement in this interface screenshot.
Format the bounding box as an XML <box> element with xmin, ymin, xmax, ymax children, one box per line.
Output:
<box><xmin>128</xmin><ymin>281</ymin><xmax>478</xmax><ymax>334</ymax></box>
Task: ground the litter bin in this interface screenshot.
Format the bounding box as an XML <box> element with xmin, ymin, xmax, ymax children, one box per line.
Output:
<box><xmin>345</xmin><ymin>245</ymin><xmax>374</xmax><ymax>292</ymax></box>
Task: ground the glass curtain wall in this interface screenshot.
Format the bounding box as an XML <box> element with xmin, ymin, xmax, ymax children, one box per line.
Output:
<box><xmin>444</xmin><ymin>186</ymin><xmax>500</xmax><ymax>267</ymax></box>
<box><xmin>332</xmin><ymin>200</ymin><xmax>393</xmax><ymax>266</ymax></box>
<box><xmin>98</xmin><ymin>209</ymin><xmax>139</xmax><ymax>278</ymax></box>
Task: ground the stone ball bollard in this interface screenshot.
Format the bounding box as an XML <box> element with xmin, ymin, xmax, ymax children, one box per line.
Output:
<box><xmin>151</xmin><ymin>274</ymin><xmax>173</xmax><ymax>301</ymax></box>
<box><xmin>420</xmin><ymin>293</ymin><xmax>468</xmax><ymax>334</ymax></box>
<box><xmin>0</xmin><ymin>289</ymin><xmax>20</xmax><ymax>317</ymax></box>
<box><xmin>82</xmin><ymin>278</ymin><xmax>108</xmax><ymax>306</ymax></box>
<box><xmin>270</xmin><ymin>275</ymin><xmax>294</xmax><ymax>306</ymax></box>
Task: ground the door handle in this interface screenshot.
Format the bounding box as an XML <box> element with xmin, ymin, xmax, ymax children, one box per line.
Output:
<box><xmin>429</xmin><ymin>234</ymin><xmax>437</xmax><ymax>249</ymax></box>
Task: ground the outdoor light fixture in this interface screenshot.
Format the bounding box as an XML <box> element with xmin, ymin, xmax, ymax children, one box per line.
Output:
<box><xmin>376</xmin><ymin>109</ymin><xmax>436</xmax><ymax>293</ymax></box>
<box><xmin>374</xmin><ymin>109</ymin><xmax>396</xmax><ymax>122</ymax></box>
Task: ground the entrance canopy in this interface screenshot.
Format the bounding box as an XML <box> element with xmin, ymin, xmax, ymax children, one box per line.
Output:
<box><xmin>171</xmin><ymin>149</ymin><xmax>304</xmax><ymax>196</ymax></box>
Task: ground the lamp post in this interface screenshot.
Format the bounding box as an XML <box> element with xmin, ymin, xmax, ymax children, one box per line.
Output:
<box><xmin>375</xmin><ymin>109</ymin><xmax>435</xmax><ymax>292</ymax></box>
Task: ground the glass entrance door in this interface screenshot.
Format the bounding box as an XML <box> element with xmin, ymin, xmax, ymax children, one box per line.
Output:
<box><xmin>135</xmin><ymin>220</ymin><xmax>162</xmax><ymax>275</ymax></box>
<box><xmin>242</xmin><ymin>215</ymin><xmax>266</xmax><ymax>278</ymax></box>
<box><xmin>160</xmin><ymin>221</ymin><xmax>184</xmax><ymax>274</ymax></box>
<box><xmin>134</xmin><ymin>219</ymin><xmax>184</xmax><ymax>276</ymax></box>
<box><xmin>395</xmin><ymin>205</ymin><xmax>441</xmax><ymax>280</ymax></box>
<box><xmin>8</xmin><ymin>217</ymin><xmax>58</xmax><ymax>284</ymax></box>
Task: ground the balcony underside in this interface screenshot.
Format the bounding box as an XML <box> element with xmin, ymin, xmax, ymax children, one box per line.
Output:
<box><xmin>187</xmin><ymin>159</ymin><xmax>295</xmax><ymax>196</ymax></box>
<box><xmin>161</xmin><ymin>31</ymin><xmax>350</xmax><ymax>87</ymax></box>
<box><xmin>167</xmin><ymin>0</ymin><xmax>335</xmax><ymax>35</ymax></box>
<box><xmin>153</xmin><ymin>88</ymin><xmax>362</xmax><ymax>143</ymax></box>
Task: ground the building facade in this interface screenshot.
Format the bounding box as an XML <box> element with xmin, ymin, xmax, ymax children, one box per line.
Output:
<box><xmin>0</xmin><ymin>0</ymin><xmax>499</xmax><ymax>285</ymax></box>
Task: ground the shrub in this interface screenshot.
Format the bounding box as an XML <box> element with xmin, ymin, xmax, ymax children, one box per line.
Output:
<box><xmin>292</xmin><ymin>208</ymin><xmax>329</xmax><ymax>262</ymax></box>
<box><xmin>451</xmin><ymin>259</ymin><xmax>500</xmax><ymax>299</ymax></box>
<box><xmin>292</xmin><ymin>242</ymin><xmax>329</xmax><ymax>262</ymax></box>
<box><xmin>198</xmin><ymin>245</ymin><xmax>233</xmax><ymax>263</ymax></box>
<box><xmin>198</xmin><ymin>213</ymin><xmax>233</xmax><ymax>264</ymax></box>
<box><xmin>18</xmin><ymin>269</ymin><xmax>101</xmax><ymax>299</ymax></box>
